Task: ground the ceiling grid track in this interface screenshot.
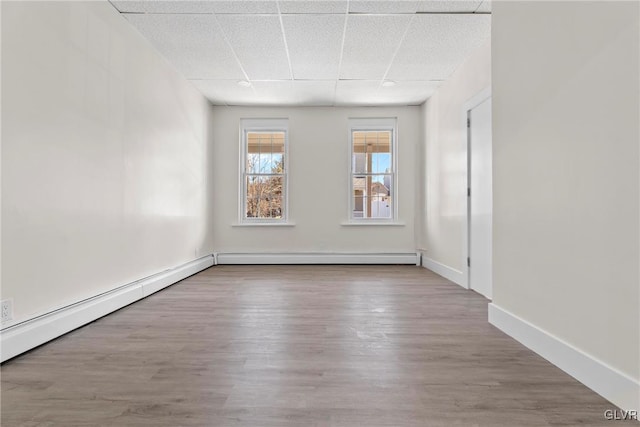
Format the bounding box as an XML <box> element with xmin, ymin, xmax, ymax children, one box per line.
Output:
<box><xmin>210</xmin><ymin>11</ymin><xmax>256</xmax><ymax>96</ymax></box>
<box><xmin>334</xmin><ymin>0</ymin><xmax>351</xmax><ymax>107</ymax></box>
<box><xmin>276</xmin><ymin>1</ymin><xmax>295</xmax><ymax>81</ymax></box>
<box><xmin>379</xmin><ymin>12</ymin><xmax>416</xmax><ymax>90</ymax></box>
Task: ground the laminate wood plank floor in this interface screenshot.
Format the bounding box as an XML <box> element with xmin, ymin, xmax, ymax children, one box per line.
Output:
<box><xmin>1</xmin><ymin>266</ymin><xmax>628</xmax><ymax>426</ymax></box>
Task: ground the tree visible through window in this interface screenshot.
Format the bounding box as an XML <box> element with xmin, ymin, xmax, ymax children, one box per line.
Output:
<box><xmin>241</xmin><ymin>120</ymin><xmax>288</xmax><ymax>222</ymax></box>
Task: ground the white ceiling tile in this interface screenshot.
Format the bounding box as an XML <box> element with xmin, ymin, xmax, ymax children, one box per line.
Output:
<box><xmin>193</xmin><ymin>79</ymin><xmax>336</xmax><ymax>106</ymax></box>
<box><xmin>216</xmin><ymin>15</ymin><xmax>291</xmax><ymax>80</ymax></box>
<box><xmin>110</xmin><ymin>1</ymin><xmax>159</xmax><ymax>13</ymax></box>
<box><xmin>386</xmin><ymin>14</ymin><xmax>490</xmax><ymax>81</ymax></box>
<box><xmin>349</xmin><ymin>1</ymin><xmax>419</xmax><ymax>14</ymax></box>
<box><xmin>210</xmin><ymin>1</ymin><xmax>279</xmax><ymax>14</ymax></box>
<box><xmin>190</xmin><ymin>80</ymin><xmax>292</xmax><ymax>105</ymax></box>
<box><xmin>416</xmin><ymin>1</ymin><xmax>482</xmax><ymax>13</ymax></box>
<box><xmin>282</xmin><ymin>14</ymin><xmax>345</xmax><ymax>80</ymax></box>
<box><xmin>335</xmin><ymin>80</ymin><xmax>439</xmax><ymax>106</ymax></box>
<box><xmin>475</xmin><ymin>0</ymin><xmax>491</xmax><ymax>13</ymax></box>
<box><xmin>110</xmin><ymin>1</ymin><xmax>278</xmax><ymax>14</ymax></box>
<box><xmin>381</xmin><ymin>80</ymin><xmax>441</xmax><ymax>104</ymax></box>
<box><xmin>335</xmin><ymin>80</ymin><xmax>382</xmax><ymax>105</ymax></box>
<box><xmin>292</xmin><ymin>80</ymin><xmax>336</xmax><ymax>105</ymax></box>
<box><xmin>339</xmin><ymin>15</ymin><xmax>412</xmax><ymax>80</ymax></box>
<box><xmin>251</xmin><ymin>80</ymin><xmax>299</xmax><ymax>104</ymax></box>
<box><xmin>279</xmin><ymin>1</ymin><xmax>348</xmax><ymax>14</ymax></box>
<box><xmin>124</xmin><ymin>14</ymin><xmax>245</xmax><ymax>80</ymax></box>
<box><xmin>252</xmin><ymin>80</ymin><xmax>335</xmax><ymax>105</ymax></box>
<box><xmin>191</xmin><ymin>79</ymin><xmax>255</xmax><ymax>105</ymax></box>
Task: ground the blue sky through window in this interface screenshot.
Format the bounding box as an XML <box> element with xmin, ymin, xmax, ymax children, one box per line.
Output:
<box><xmin>372</xmin><ymin>153</ymin><xmax>391</xmax><ymax>174</ymax></box>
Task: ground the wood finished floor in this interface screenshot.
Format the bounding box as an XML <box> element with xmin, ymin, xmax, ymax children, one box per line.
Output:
<box><xmin>1</xmin><ymin>266</ymin><xmax>626</xmax><ymax>426</ymax></box>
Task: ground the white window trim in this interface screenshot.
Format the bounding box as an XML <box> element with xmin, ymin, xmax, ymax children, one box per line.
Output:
<box><xmin>347</xmin><ymin>118</ymin><xmax>399</xmax><ymax>223</ymax></box>
<box><xmin>239</xmin><ymin>118</ymin><xmax>290</xmax><ymax>225</ymax></box>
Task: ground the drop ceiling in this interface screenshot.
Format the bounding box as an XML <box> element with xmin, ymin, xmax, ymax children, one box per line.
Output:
<box><xmin>109</xmin><ymin>0</ymin><xmax>491</xmax><ymax>106</ymax></box>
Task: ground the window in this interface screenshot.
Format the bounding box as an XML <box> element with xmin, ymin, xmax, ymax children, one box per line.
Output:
<box><xmin>240</xmin><ymin>119</ymin><xmax>288</xmax><ymax>223</ymax></box>
<box><xmin>349</xmin><ymin>118</ymin><xmax>397</xmax><ymax>221</ymax></box>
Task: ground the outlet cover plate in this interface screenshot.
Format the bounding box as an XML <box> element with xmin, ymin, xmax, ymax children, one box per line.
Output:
<box><xmin>1</xmin><ymin>299</ymin><xmax>13</xmax><ymax>324</ymax></box>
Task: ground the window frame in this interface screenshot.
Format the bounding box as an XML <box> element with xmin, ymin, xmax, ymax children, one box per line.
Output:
<box><xmin>348</xmin><ymin>118</ymin><xmax>398</xmax><ymax>223</ymax></box>
<box><xmin>239</xmin><ymin>118</ymin><xmax>289</xmax><ymax>224</ymax></box>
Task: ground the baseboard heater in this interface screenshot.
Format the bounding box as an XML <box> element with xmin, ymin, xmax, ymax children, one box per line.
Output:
<box><xmin>215</xmin><ymin>252</ymin><xmax>420</xmax><ymax>265</ymax></box>
<box><xmin>0</xmin><ymin>255</ymin><xmax>214</xmax><ymax>363</ymax></box>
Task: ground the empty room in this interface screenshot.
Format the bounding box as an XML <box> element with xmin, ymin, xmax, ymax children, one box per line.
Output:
<box><xmin>1</xmin><ymin>0</ymin><xmax>638</xmax><ymax>425</ymax></box>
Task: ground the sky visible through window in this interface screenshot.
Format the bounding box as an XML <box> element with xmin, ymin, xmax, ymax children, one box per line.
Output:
<box><xmin>247</xmin><ymin>153</ymin><xmax>283</xmax><ymax>174</ymax></box>
<box><xmin>371</xmin><ymin>153</ymin><xmax>391</xmax><ymax>180</ymax></box>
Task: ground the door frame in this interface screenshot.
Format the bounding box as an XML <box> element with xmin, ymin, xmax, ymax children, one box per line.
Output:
<box><xmin>462</xmin><ymin>87</ymin><xmax>492</xmax><ymax>290</ymax></box>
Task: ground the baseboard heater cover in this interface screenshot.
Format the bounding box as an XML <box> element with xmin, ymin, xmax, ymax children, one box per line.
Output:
<box><xmin>215</xmin><ymin>253</ymin><xmax>419</xmax><ymax>265</ymax></box>
<box><xmin>0</xmin><ymin>255</ymin><xmax>214</xmax><ymax>363</ymax></box>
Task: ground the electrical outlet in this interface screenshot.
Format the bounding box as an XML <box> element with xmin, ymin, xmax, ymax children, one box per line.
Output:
<box><xmin>1</xmin><ymin>299</ymin><xmax>13</xmax><ymax>324</ymax></box>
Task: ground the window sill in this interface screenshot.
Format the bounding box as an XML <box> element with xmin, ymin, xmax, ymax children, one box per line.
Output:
<box><xmin>340</xmin><ymin>221</ymin><xmax>405</xmax><ymax>227</ymax></box>
<box><xmin>232</xmin><ymin>222</ymin><xmax>296</xmax><ymax>227</ymax></box>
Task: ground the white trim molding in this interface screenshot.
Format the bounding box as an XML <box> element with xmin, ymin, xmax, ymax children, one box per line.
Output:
<box><xmin>0</xmin><ymin>255</ymin><xmax>214</xmax><ymax>363</ymax></box>
<box><xmin>340</xmin><ymin>222</ymin><xmax>405</xmax><ymax>227</ymax></box>
<box><xmin>231</xmin><ymin>222</ymin><xmax>296</xmax><ymax>227</ymax></box>
<box><xmin>463</xmin><ymin>86</ymin><xmax>492</xmax><ymax>113</ymax></box>
<box><xmin>489</xmin><ymin>303</ymin><xmax>640</xmax><ymax>412</ymax></box>
<box><xmin>463</xmin><ymin>86</ymin><xmax>492</xmax><ymax>291</ymax></box>
<box><xmin>419</xmin><ymin>252</ymin><xmax>466</xmax><ymax>288</ymax></box>
<box><xmin>216</xmin><ymin>252</ymin><xmax>418</xmax><ymax>265</ymax></box>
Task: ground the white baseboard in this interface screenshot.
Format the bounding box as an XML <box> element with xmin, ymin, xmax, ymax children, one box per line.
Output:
<box><xmin>216</xmin><ymin>252</ymin><xmax>419</xmax><ymax>265</ymax></box>
<box><xmin>0</xmin><ymin>255</ymin><xmax>214</xmax><ymax>363</ymax></box>
<box><xmin>419</xmin><ymin>253</ymin><xmax>466</xmax><ymax>288</ymax></box>
<box><xmin>489</xmin><ymin>303</ymin><xmax>640</xmax><ymax>411</ymax></box>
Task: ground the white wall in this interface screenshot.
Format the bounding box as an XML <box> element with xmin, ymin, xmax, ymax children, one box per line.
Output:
<box><xmin>210</xmin><ymin>106</ymin><xmax>419</xmax><ymax>253</ymax></box>
<box><xmin>417</xmin><ymin>41</ymin><xmax>491</xmax><ymax>279</ymax></box>
<box><xmin>1</xmin><ymin>1</ymin><xmax>213</xmax><ymax>325</ymax></box>
<box><xmin>492</xmin><ymin>0</ymin><xmax>639</xmax><ymax>403</ymax></box>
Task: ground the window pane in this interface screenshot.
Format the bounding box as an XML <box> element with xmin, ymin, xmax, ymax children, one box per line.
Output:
<box><xmin>271</xmin><ymin>153</ymin><xmax>283</xmax><ymax>173</ymax></box>
<box><xmin>352</xmin><ymin>174</ymin><xmax>392</xmax><ymax>219</ymax></box>
<box><xmin>370</xmin><ymin>174</ymin><xmax>392</xmax><ymax>218</ymax></box>
<box><xmin>246</xmin><ymin>175</ymin><xmax>283</xmax><ymax>219</ymax></box>
<box><xmin>352</xmin><ymin>177</ymin><xmax>365</xmax><ymax>218</ymax></box>
<box><xmin>352</xmin><ymin>152</ymin><xmax>366</xmax><ymax>174</ymax></box>
<box><xmin>372</xmin><ymin>152</ymin><xmax>391</xmax><ymax>173</ymax></box>
<box><xmin>247</xmin><ymin>132</ymin><xmax>286</xmax><ymax>174</ymax></box>
<box><xmin>246</xmin><ymin>153</ymin><xmax>260</xmax><ymax>173</ymax></box>
<box><xmin>352</xmin><ymin>131</ymin><xmax>391</xmax><ymax>174</ymax></box>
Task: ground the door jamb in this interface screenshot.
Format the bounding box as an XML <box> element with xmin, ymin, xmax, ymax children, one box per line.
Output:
<box><xmin>463</xmin><ymin>87</ymin><xmax>492</xmax><ymax>290</ymax></box>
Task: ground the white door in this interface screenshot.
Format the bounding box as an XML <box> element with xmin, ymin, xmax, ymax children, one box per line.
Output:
<box><xmin>468</xmin><ymin>97</ymin><xmax>492</xmax><ymax>299</ymax></box>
